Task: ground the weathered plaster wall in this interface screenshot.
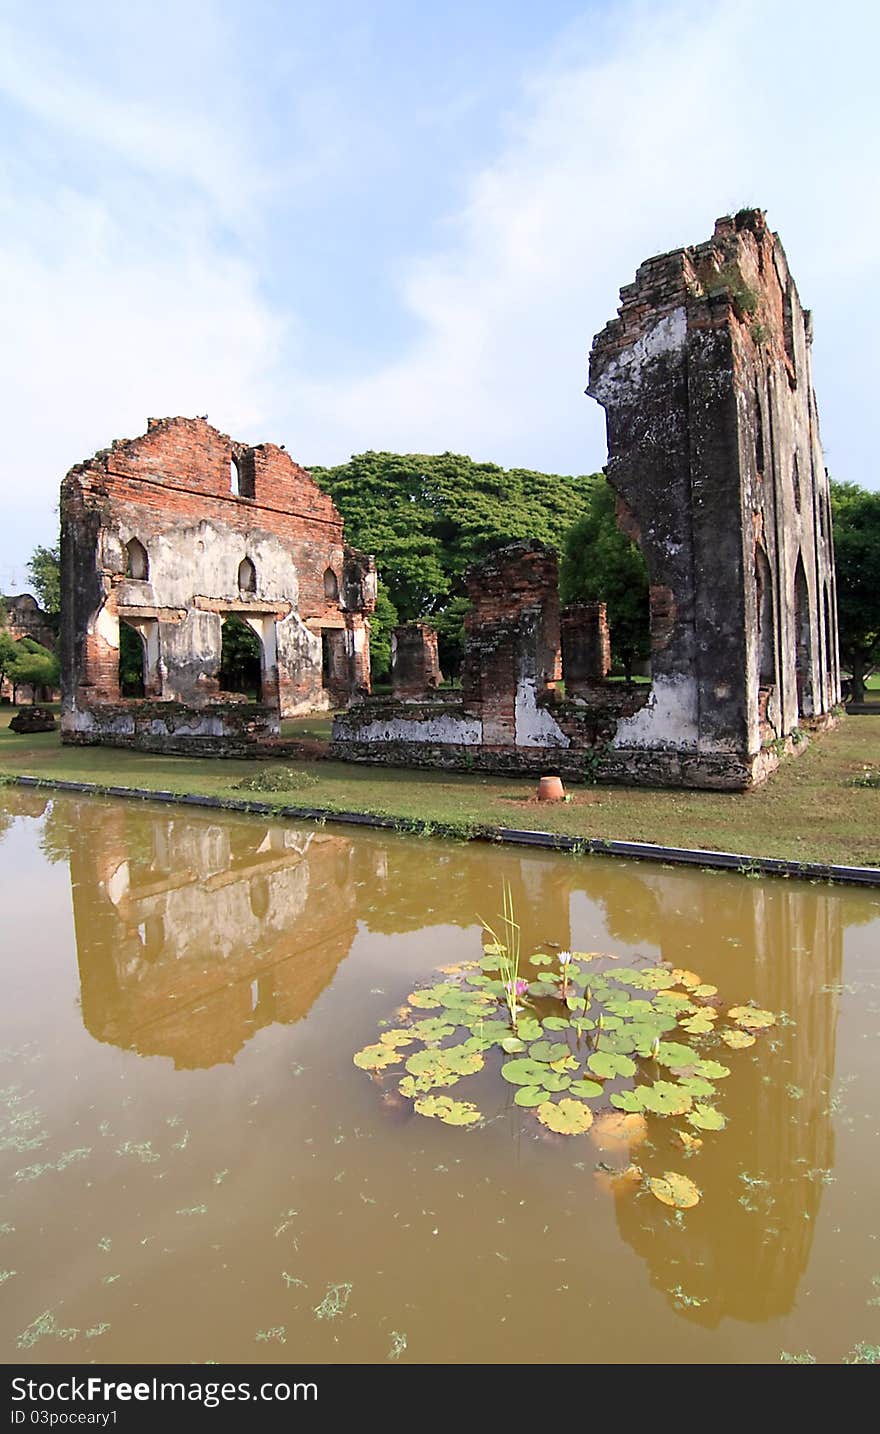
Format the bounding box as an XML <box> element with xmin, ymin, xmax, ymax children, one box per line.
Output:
<box><xmin>60</xmin><ymin>416</ymin><xmax>376</xmax><ymax>750</ymax></box>
<box><xmin>331</xmin><ymin>212</ymin><xmax>839</xmax><ymax>790</ymax></box>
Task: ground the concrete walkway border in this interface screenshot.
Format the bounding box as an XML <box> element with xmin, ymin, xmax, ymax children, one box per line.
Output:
<box><xmin>6</xmin><ymin>774</ymin><xmax>880</xmax><ymax>888</ymax></box>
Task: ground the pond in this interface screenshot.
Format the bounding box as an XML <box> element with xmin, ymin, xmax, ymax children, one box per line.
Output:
<box><xmin>0</xmin><ymin>789</ymin><xmax>878</xmax><ymax>1365</ymax></box>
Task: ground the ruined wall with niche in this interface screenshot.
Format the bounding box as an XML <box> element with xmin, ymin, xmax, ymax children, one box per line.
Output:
<box><xmin>332</xmin><ymin>211</ymin><xmax>839</xmax><ymax>789</ymax></box>
<box><xmin>60</xmin><ymin>416</ymin><xmax>376</xmax><ymax>753</ymax></box>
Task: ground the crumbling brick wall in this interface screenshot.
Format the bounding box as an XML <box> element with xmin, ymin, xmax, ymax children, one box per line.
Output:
<box><xmin>60</xmin><ymin>416</ymin><xmax>376</xmax><ymax>752</ymax></box>
<box><xmin>588</xmin><ymin>209</ymin><xmax>840</xmax><ymax>765</ymax></box>
<box><xmin>391</xmin><ymin>623</ymin><xmax>442</xmax><ymax>699</ymax></box>
<box><xmin>331</xmin><ymin>211</ymin><xmax>839</xmax><ymax>790</ymax></box>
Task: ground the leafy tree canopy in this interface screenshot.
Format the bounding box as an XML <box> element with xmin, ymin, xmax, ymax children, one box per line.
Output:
<box><xmin>830</xmin><ymin>480</ymin><xmax>880</xmax><ymax>701</ymax></box>
<box><xmin>4</xmin><ymin>636</ymin><xmax>59</xmax><ymax>701</ymax></box>
<box><xmin>311</xmin><ymin>451</ymin><xmax>598</xmax><ymax>675</ymax></box>
<box><xmin>27</xmin><ymin>543</ymin><xmax>61</xmax><ymax>616</ymax></box>
<box><xmin>559</xmin><ymin>479</ymin><xmax>650</xmax><ymax>679</ymax></box>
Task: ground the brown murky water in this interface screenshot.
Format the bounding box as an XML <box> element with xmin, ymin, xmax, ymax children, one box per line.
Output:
<box><xmin>1</xmin><ymin>789</ymin><xmax>878</xmax><ymax>1365</ymax></box>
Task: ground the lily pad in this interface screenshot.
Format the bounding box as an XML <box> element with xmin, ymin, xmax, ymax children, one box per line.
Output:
<box><xmin>354</xmin><ymin>1043</ymin><xmax>402</xmax><ymax>1072</ymax></box>
<box><xmin>692</xmin><ymin>983</ymin><xmax>718</xmax><ymax>998</ymax></box>
<box><xmin>501</xmin><ymin>1058</ymin><xmax>551</xmax><ymax>1086</ymax></box>
<box><xmin>654</xmin><ymin>1041</ymin><xmax>696</xmax><ymax>1068</ymax></box>
<box><xmin>529</xmin><ymin>1041</ymin><xmax>570</xmax><ymax>1064</ymax></box>
<box><xmin>529</xmin><ymin>954</ymin><xmax>553</xmax><ymax>966</ymax></box>
<box><xmin>414</xmin><ymin>1095</ymin><xmax>482</xmax><ymax>1126</ymax></box>
<box><xmin>379</xmin><ymin>1028</ymin><xmax>416</xmax><ymax>1048</ymax></box>
<box><xmin>588</xmin><ymin>1051</ymin><xmax>637</xmax><ymax>1080</ymax></box>
<box><xmin>727</xmin><ymin>1005</ymin><xmax>776</xmax><ymax>1030</ymax></box>
<box><xmin>671</xmin><ymin>969</ymin><xmax>702</xmax><ymax>989</ymax></box>
<box><xmin>536</xmin><ymin>1099</ymin><xmax>594</xmax><ymax>1135</ymax></box>
<box><xmin>641</xmin><ymin>1081</ymin><xmax>693</xmax><ymax>1116</ymax></box>
<box><xmin>542</xmin><ymin>1016</ymin><xmax>571</xmax><ymax>1031</ymax></box>
<box><xmin>517</xmin><ymin>1017</ymin><xmax>543</xmax><ymax>1042</ymax></box>
<box><xmin>647</xmin><ymin>1171</ymin><xmax>701</xmax><ymax>1209</ymax></box>
<box><xmin>410</xmin><ymin>1019</ymin><xmax>456</xmax><ymax>1043</ymax></box>
<box><xmin>500</xmin><ymin>1036</ymin><xmax>526</xmax><ymax>1054</ymax></box>
<box><xmin>680</xmin><ymin>1015</ymin><xmax>715</xmax><ymax>1035</ymax></box>
<box><xmin>610</xmin><ymin>1089</ymin><xmax>648</xmax><ymax>1113</ymax></box>
<box><xmin>676</xmin><ymin>1075</ymin><xmax>716</xmax><ymax>1099</ymax></box>
<box><xmin>567</xmin><ymin>1079</ymin><xmax>605</xmax><ymax>1099</ymax></box>
<box><xmin>720</xmin><ymin>1028</ymin><xmax>756</xmax><ymax>1050</ymax></box>
<box><xmin>513</xmin><ymin>1085</ymin><xmax>547</xmax><ymax>1107</ymax></box>
<box><xmin>686</xmin><ymin>1104</ymin><xmax>727</xmax><ymax>1131</ymax></box>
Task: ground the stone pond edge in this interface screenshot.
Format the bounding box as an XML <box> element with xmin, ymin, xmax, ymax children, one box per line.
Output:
<box><xmin>6</xmin><ymin>773</ymin><xmax>879</xmax><ymax>888</ymax></box>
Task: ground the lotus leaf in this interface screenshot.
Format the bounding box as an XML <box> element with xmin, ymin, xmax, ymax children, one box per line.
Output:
<box><xmin>676</xmin><ymin>1075</ymin><xmax>716</xmax><ymax>1099</ymax></box>
<box><xmin>380</xmin><ymin>1029</ymin><xmax>416</xmax><ymax>1048</ymax></box>
<box><xmin>501</xmin><ymin>1058</ymin><xmax>552</xmax><ymax>1086</ymax></box>
<box><xmin>680</xmin><ymin>1015</ymin><xmax>715</xmax><ymax>1035</ymax></box>
<box><xmin>529</xmin><ymin>954</ymin><xmax>553</xmax><ymax>966</ymax></box>
<box><xmin>693</xmin><ymin>983</ymin><xmax>718</xmax><ymax>998</ymax></box>
<box><xmin>690</xmin><ymin>1059</ymin><xmax>730</xmax><ymax>1080</ymax></box>
<box><xmin>537</xmin><ymin>972</ymin><xmax>560</xmax><ymax>984</ymax></box>
<box><xmin>567</xmin><ymin>1079</ymin><xmax>604</xmax><ymax>1099</ymax></box>
<box><xmin>610</xmin><ymin>1089</ymin><xmax>648</xmax><ymax>1113</ymax></box>
<box><xmin>549</xmin><ymin>1054</ymin><xmax>579</xmax><ymax>1073</ymax></box>
<box><xmin>399</xmin><ymin>1075</ymin><xmax>431</xmax><ymax>1097</ymax></box>
<box><xmin>595</xmin><ymin>1030</ymin><xmax>639</xmax><ymax>1056</ymax></box>
<box><xmin>653</xmin><ymin>992</ymin><xmax>695</xmax><ymax>1010</ymax></box>
<box><xmin>408</xmin><ymin>989</ymin><xmax>443</xmax><ymax>1009</ymax></box>
<box><xmin>720</xmin><ymin>1029</ymin><xmax>756</xmax><ymax>1049</ymax></box>
<box><xmin>529</xmin><ymin>1041</ymin><xmax>570</xmax><ymax>1064</ymax></box>
<box><xmin>540</xmin><ymin>1072</ymin><xmax>572</xmax><ymax>1093</ymax></box>
<box><xmin>414</xmin><ymin>1095</ymin><xmax>482</xmax><ymax>1126</ymax></box>
<box><xmin>517</xmin><ymin>1018</ymin><xmax>543</xmax><ymax>1042</ymax></box>
<box><xmin>354</xmin><ymin>1043</ymin><xmax>402</xmax><ymax>1072</ymax></box>
<box><xmin>404</xmin><ymin>1047</ymin><xmax>484</xmax><ymax>1088</ymax></box>
<box><xmin>654</xmin><ymin>1041</ymin><xmax>697</xmax><ymax>1068</ymax></box>
<box><xmin>671</xmin><ymin>969</ymin><xmax>702</xmax><ymax>989</ymax></box>
<box><xmin>588</xmin><ymin>1050</ymin><xmax>637</xmax><ymax>1080</ymax></box>
<box><xmin>571</xmin><ymin>1017</ymin><xmax>596</xmax><ymax>1033</ymax></box>
<box><xmin>536</xmin><ymin>1098</ymin><xmax>594</xmax><ymax>1135</ymax></box>
<box><xmin>542</xmin><ymin>1016</ymin><xmax>571</xmax><ymax>1031</ymax></box>
<box><xmin>632</xmin><ymin>969</ymin><xmax>677</xmax><ymax>990</ymax></box>
<box><xmin>727</xmin><ymin>1005</ymin><xmax>776</xmax><ymax>1030</ymax></box>
<box><xmin>501</xmin><ymin>1036</ymin><xmax>526</xmax><ymax>1054</ymax></box>
<box><xmin>410</xmin><ymin>1019</ymin><xmax>456</xmax><ymax>1043</ymax></box>
<box><xmin>641</xmin><ymin>1081</ymin><xmax>693</xmax><ymax>1116</ymax></box>
<box><xmin>648</xmin><ymin>1171</ymin><xmax>701</xmax><ymax>1209</ymax></box>
<box><xmin>565</xmin><ymin>996</ymin><xmax>587</xmax><ymax>1012</ymax></box>
<box><xmin>686</xmin><ymin>1104</ymin><xmax>727</xmax><ymax>1131</ymax></box>
<box><xmin>513</xmin><ymin>1085</ymin><xmax>547</xmax><ymax>1107</ymax></box>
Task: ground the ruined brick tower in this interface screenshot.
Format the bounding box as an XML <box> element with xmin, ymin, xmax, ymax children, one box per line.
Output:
<box><xmin>332</xmin><ymin>210</ymin><xmax>839</xmax><ymax>788</ymax></box>
<box><xmin>60</xmin><ymin>417</ymin><xmax>376</xmax><ymax>753</ymax></box>
<box><xmin>587</xmin><ymin>208</ymin><xmax>840</xmax><ymax>780</ymax></box>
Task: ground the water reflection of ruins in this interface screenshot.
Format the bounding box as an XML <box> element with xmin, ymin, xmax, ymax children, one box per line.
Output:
<box><xmin>31</xmin><ymin>793</ymin><xmax>862</xmax><ymax>1328</ymax></box>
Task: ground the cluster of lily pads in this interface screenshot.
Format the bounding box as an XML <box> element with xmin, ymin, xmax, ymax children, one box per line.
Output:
<box><xmin>354</xmin><ymin>937</ymin><xmax>777</xmax><ymax>1209</ymax></box>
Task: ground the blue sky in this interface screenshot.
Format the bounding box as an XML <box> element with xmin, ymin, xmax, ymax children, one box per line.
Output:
<box><xmin>1</xmin><ymin>0</ymin><xmax>878</xmax><ymax>589</ymax></box>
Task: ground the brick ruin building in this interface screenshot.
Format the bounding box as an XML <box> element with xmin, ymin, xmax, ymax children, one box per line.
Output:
<box><xmin>332</xmin><ymin>210</ymin><xmax>840</xmax><ymax>788</ymax></box>
<box><xmin>60</xmin><ymin>416</ymin><xmax>376</xmax><ymax>753</ymax></box>
<box><xmin>1</xmin><ymin>592</ymin><xmax>58</xmax><ymax>704</ymax></box>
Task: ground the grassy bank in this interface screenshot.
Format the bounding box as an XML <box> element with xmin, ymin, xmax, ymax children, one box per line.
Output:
<box><xmin>0</xmin><ymin>713</ymin><xmax>878</xmax><ymax>867</ymax></box>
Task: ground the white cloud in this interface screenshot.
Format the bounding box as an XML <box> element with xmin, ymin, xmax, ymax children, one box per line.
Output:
<box><xmin>291</xmin><ymin>0</ymin><xmax>880</xmax><ymax>482</ymax></box>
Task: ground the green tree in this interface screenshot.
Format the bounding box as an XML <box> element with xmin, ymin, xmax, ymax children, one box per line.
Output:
<box><xmin>7</xmin><ymin>638</ymin><xmax>60</xmax><ymax>702</ymax></box>
<box><xmin>27</xmin><ymin>543</ymin><xmax>61</xmax><ymax>616</ymax></box>
<box><xmin>559</xmin><ymin>479</ymin><xmax>651</xmax><ymax>681</ymax></box>
<box><xmin>219</xmin><ymin>616</ymin><xmax>262</xmax><ymax>697</ymax></box>
<box><xmin>311</xmin><ymin>452</ymin><xmax>597</xmax><ymax>667</ymax></box>
<box><xmin>368</xmin><ymin>583</ymin><xmax>399</xmax><ymax>684</ymax></box>
<box><xmin>0</xmin><ymin>627</ymin><xmax>18</xmax><ymax>696</ymax></box>
<box><xmin>830</xmin><ymin>481</ymin><xmax>880</xmax><ymax>702</ymax></box>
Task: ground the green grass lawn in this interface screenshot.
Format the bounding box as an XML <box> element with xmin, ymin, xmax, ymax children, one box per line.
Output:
<box><xmin>1</xmin><ymin>710</ymin><xmax>878</xmax><ymax>868</ymax></box>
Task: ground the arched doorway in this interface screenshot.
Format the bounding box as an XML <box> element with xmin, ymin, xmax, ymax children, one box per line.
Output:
<box><xmin>219</xmin><ymin>614</ymin><xmax>263</xmax><ymax>698</ymax></box>
<box><xmin>793</xmin><ymin>554</ymin><xmax>813</xmax><ymax>718</ymax></box>
<box><xmin>119</xmin><ymin>621</ymin><xmax>146</xmax><ymax>697</ymax></box>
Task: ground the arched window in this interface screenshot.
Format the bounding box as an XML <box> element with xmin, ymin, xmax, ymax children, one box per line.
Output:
<box><xmin>754</xmin><ymin>546</ymin><xmax>775</xmax><ymax>687</ymax></box>
<box><xmin>792</xmin><ymin>454</ymin><xmax>801</xmax><ymax>514</ymax></box>
<box><xmin>125</xmin><ymin>538</ymin><xmax>149</xmax><ymax>581</ymax></box>
<box><xmin>238</xmin><ymin>557</ymin><xmax>256</xmax><ymax>594</ymax></box>
<box><xmin>323</xmin><ymin>567</ymin><xmax>339</xmax><ymax>601</ymax></box>
<box><xmin>119</xmin><ymin>620</ymin><xmax>146</xmax><ymax>696</ymax></box>
<box><xmin>230</xmin><ymin>456</ymin><xmax>241</xmax><ymax>494</ymax></box>
<box><xmin>793</xmin><ymin>554</ymin><xmax>813</xmax><ymax>717</ymax></box>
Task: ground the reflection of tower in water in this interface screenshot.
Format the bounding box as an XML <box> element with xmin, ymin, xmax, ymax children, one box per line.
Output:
<box><xmin>582</xmin><ymin>865</ymin><xmax>844</xmax><ymax>1328</ymax></box>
